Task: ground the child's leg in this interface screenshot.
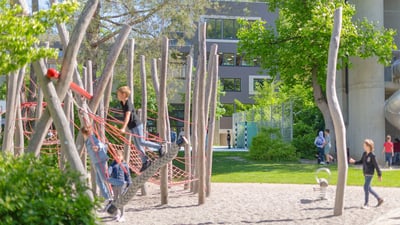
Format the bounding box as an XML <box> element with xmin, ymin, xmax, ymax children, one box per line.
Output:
<box><xmin>363</xmin><ymin>176</ymin><xmax>373</xmax><ymax>205</ymax></box>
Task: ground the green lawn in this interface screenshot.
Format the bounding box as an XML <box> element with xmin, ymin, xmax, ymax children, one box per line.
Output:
<box><xmin>210</xmin><ymin>151</ymin><xmax>400</xmax><ymax>187</ymax></box>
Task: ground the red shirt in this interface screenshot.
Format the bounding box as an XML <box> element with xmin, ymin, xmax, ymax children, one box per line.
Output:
<box><xmin>383</xmin><ymin>141</ymin><xmax>393</xmax><ymax>153</ymax></box>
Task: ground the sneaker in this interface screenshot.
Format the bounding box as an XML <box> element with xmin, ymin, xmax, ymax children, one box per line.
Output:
<box><xmin>377</xmin><ymin>198</ymin><xmax>384</xmax><ymax>207</ymax></box>
<box><xmin>361</xmin><ymin>204</ymin><xmax>370</xmax><ymax>209</ymax></box>
<box><xmin>97</xmin><ymin>199</ymin><xmax>112</xmax><ymax>212</ymax></box>
<box><xmin>176</xmin><ymin>136</ymin><xmax>188</xmax><ymax>147</ymax></box>
<box><xmin>158</xmin><ymin>145</ymin><xmax>166</xmax><ymax>157</ymax></box>
<box><xmin>140</xmin><ymin>160</ymin><xmax>152</xmax><ymax>172</ymax></box>
<box><xmin>106</xmin><ymin>203</ymin><xmax>118</xmax><ymax>215</ymax></box>
<box><xmin>117</xmin><ymin>215</ymin><xmax>125</xmax><ymax>222</ymax></box>
<box><xmin>320</xmin><ymin>162</ymin><xmax>325</xmax><ymax>165</ymax></box>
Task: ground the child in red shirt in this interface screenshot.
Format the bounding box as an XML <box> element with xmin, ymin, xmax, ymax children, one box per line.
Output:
<box><xmin>382</xmin><ymin>135</ymin><xmax>394</xmax><ymax>169</ymax></box>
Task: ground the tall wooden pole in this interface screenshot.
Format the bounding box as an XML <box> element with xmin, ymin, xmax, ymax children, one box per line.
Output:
<box><xmin>327</xmin><ymin>7</ymin><xmax>347</xmax><ymax>216</ymax></box>
<box><xmin>197</xmin><ymin>22</ymin><xmax>207</xmax><ymax>204</ymax></box>
<box><xmin>159</xmin><ymin>36</ymin><xmax>169</xmax><ymax>204</ymax></box>
<box><xmin>183</xmin><ymin>55</ymin><xmax>193</xmax><ymax>190</ymax></box>
<box><xmin>206</xmin><ymin>51</ymin><xmax>218</xmax><ymax>197</ymax></box>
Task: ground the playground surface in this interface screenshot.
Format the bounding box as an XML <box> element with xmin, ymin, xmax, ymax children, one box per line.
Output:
<box><xmin>100</xmin><ymin>182</ymin><xmax>400</xmax><ymax>225</ymax></box>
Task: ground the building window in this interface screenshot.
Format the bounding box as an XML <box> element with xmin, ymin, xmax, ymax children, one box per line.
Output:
<box><xmin>239</xmin><ymin>54</ymin><xmax>260</xmax><ymax>67</ymax></box>
<box><xmin>206</xmin><ymin>18</ymin><xmax>222</xmax><ymax>39</ymax></box>
<box><xmin>204</xmin><ymin>18</ymin><xmax>247</xmax><ymax>40</ymax></box>
<box><xmin>221</xmin><ymin>78</ymin><xmax>241</xmax><ymax>92</ymax></box>
<box><xmin>249</xmin><ymin>75</ymin><xmax>270</xmax><ymax>95</ymax></box>
<box><xmin>222</xmin><ymin>19</ymin><xmax>237</xmax><ymax>39</ymax></box>
<box><xmin>220</xmin><ymin>53</ymin><xmax>235</xmax><ymax>66</ymax></box>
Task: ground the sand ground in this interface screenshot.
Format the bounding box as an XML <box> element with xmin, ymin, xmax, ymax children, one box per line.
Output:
<box><xmin>98</xmin><ymin>182</ymin><xmax>400</xmax><ymax>225</ymax></box>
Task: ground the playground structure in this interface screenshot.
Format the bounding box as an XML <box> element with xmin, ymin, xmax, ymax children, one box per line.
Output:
<box><xmin>313</xmin><ymin>167</ymin><xmax>331</xmax><ymax>200</ymax></box>
<box><xmin>232</xmin><ymin>102</ymin><xmax>293</xmax><ymax>149</ymax></box>
<box><xmin>1</xmin><ymin>15</ymin><xmax>218</xmax><ymax>214</ymax></box>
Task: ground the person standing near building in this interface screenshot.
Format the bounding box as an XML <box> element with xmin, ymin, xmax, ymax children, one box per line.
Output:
<box><xmin>117</xmin><ymin>86</ymin><xmax>164</xmax><ymax>172</ymax></box>
<box><xmin>227</xmin><ymin>130</ymin><xmax>231</xmax><ymax>149</ymax></box>
<box><xmin>324</xmin><ymin>129</ymin><xmax>331</xmax><ymax>164</ymax></box>
<box><xmin>349</xmin><ymin>138</ymin><xmax>384</xmax><ymax>209</ymax></box>
<box><xmin>314</xmin><ymin>131</ymin><xmax>325</xmax><ymax>164</ymax></box>
<box><xmin>382</xmin><ymin>135</ymin><xmax>394</xmax><ymax>169</ymax></box>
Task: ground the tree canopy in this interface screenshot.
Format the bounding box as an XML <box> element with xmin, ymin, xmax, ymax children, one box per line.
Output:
<box><xmin>0</xmin><ymin>0</ymin><xmax>78</xmax><ymax>74</ymax></box>
<box><xmin>237</xmin><ymin>0</ymin><xmax>396</xmax><ymax>89</ymax></box>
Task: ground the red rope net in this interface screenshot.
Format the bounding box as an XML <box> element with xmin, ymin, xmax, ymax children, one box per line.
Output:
<box><xmin>19</xmin><ymin>101</ymin><xmax>196</xmax><ymax>186</ymax></box>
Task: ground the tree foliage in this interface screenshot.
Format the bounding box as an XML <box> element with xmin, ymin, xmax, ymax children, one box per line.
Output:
<box><xmin>249</xmin><ymin>127</ymin><xmax>298</xmax><ymax>162</ymax></box>
<box><xmin>0</xmin><ymin>0</ymin><xmax>78</xmax><ymax>74</ymax></box>
<box><xmin>252</xmin><ymin>79</ymin><xmax>324</xmax><ymax>158</ymax></box>
<box><xmin>0</xmin><ymin>153</ymin><xmax>98</xmax><ymax>225</ymax></box>
<box><xmin>237</xmin><ymin>0</ymin><xmax>396</xmax><ymax>89</ymax></box>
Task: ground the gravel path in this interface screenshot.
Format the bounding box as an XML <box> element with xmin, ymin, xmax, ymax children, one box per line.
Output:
<box><xmin>99</xmin><ymin>182</ymin><xmax>400</xmax><ymax>225</ymax></box>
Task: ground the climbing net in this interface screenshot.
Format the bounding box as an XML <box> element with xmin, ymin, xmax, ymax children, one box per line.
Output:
<box><xmin>19</xmin><ymin>98</ymin><xmax>195</xmax><ymax>186</ymax></box>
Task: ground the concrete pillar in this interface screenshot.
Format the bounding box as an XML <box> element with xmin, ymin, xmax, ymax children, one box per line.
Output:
<box><xmin>347</xmin><ymin>0</ymin><xmax>385</xmax><ymax>163</ymax></box>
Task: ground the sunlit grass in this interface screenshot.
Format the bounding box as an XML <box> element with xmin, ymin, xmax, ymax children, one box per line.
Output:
<box><xmin>210</xmin><ymin>151</ymin><xmax>400</xmax><ymax>187</ymax></box>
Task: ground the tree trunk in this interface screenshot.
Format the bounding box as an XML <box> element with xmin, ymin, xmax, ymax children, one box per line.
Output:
<box><xmin>326</xmin><ymin>7</ymin><xmax>347</xmax><ymax>217</ymax></box>
<box><xmin>312</xmin><ymin>68</ymin><xmax>335</xmax><ymax>146</ymax></box>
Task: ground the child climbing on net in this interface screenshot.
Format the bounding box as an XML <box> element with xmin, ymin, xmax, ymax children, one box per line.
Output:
<box><xmin>107</xmin><ymin>150</ymin><xmax>132</xmax><ymax>222</ymax></box>
<box><xmin>80</xmin><ymin>126</ymin><xmax>112</xmax><ymax>209</ymax></box>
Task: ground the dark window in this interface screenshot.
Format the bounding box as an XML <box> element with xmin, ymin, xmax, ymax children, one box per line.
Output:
<box><xmin>221</xmin><ymin>78</ymin><xmax>241</xmax><ymax>92</ymax></box>
<box><xmin>222</xmin><ymin>53</ymin><xmax>235</xmax><ymax>66</ymax></box>
<box><xmin>223</xmin><ymin>19</ymin><xmax>236</xmax><ymax>39</ymax></box>
<box><xmin>205</xmin><ymin>18</ymin><xmax>249</xmax><ymax>40</ymax></box>
<box><xmin>240</xmin><ymin>54</ymin><xmax>260</xmax><ymax>67</ymax></box>
<box><xmin>206</xmin><ymin>18</ymin><xmax>222</xmax><ymax>39</ymax></box>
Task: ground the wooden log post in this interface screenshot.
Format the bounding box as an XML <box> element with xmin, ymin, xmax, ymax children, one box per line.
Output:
<box><xmin>206</xmin><ymin>51</ymin><xmax>218</xmax><ymax>197</ymax></box>
<box><xmin>125</xmin><ymin>38</ymin><xmax>135</xmax><ymax>163</ymax></box>
<box><xmin>139</xmin><ymin>55</ymin><xmax>149</xmax><ymax>196</ymax></box>
<box><xmin>159</xmin><ymin>36</ymin><xmax>169</xmax><ymax>204</ymax></box>
<box><xmin>326</xmin><ymin>7</ymin><xmax>347</xmax><ymax>217</ymax></box>
<box><xmin>15</xmin><ymin>68</ymin><xmax>26</xmax><ymax>155</ymax></box>
<box><xmin>183</xmin><ymin>55</ymin><xmax>193</xmax><ymax>190</ymax></box>
<box><xmin>26</xmin><ymin>0</ymin><xmax>100</xmax><ymax>156</ymax></box>
<box><xmin>197</xmin><ymin>22</ymin><xmax>207</xmax><ymax>205</ymax></box>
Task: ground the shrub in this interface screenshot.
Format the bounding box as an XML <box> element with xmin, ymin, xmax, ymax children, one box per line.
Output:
<box><xmin>0</xmin><ymin>153</ymin><xmax>98</xmax><ymax>225</ymax></box>
<box><xmin>292</xmin><ymin>121</ymin><xmax>319</xmax><ymax>159</ymax></box>
<box><xmin>249</xmin><ymin>127</ymin><xmax>298</xmax><ymax>162</ymax></box>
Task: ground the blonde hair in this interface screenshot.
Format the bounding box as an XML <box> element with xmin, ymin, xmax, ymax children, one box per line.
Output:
<box><xmin>117</xmin><ymin>86</ymin><xmax>131</xmax><ymax>96</ymax></box>
<box><xmin>364</xmin><ymin>139</ymin><xmax>375</xmax><ymax>151</ymax></box>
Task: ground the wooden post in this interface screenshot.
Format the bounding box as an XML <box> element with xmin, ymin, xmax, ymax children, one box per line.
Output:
<box><xmin>183</xmin><ymin>55</ymin><xmax>193</xmax><ymax>190</ymax></box>
<box><xmin>26</xmin><ymin>0</ymin><xmax>100</xmax><ymax>156</ymax></box>
<box><xmin>190</xmin><ymin>58</ymin><xmax>201</xmax><ymax>193</ymax></box>
<box><xmin>15</xmin><ymin>67</ymin><xmax>26</xmax><ymax>155</ymax></box>
<box><xmin>2</xmin><ymin>70</ymin><xmax>19</xmax><ymax>153</ymax></box>
<box><xmin>197</xmin><ymin>22</ymin><xmax>207</xmax><ymax>205</ymax></box>
<box><xmin>159</xmin><ymin>36</ymin><xmax>169</xmax><ymax>204</ymax></box>
<box><xmin>206</xmin><ymin>51</ymin><xmax>218</xmax><ymax>197</ymax></box>
<box><xmin>327</xmin><ymin>7</ymin><xmax>347</xmax><ymax>216</ymax></box>
<box><xmin>126</xmin><ymin>38</ymin><xmax>135</xmax><ymax>163</ymax></box>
